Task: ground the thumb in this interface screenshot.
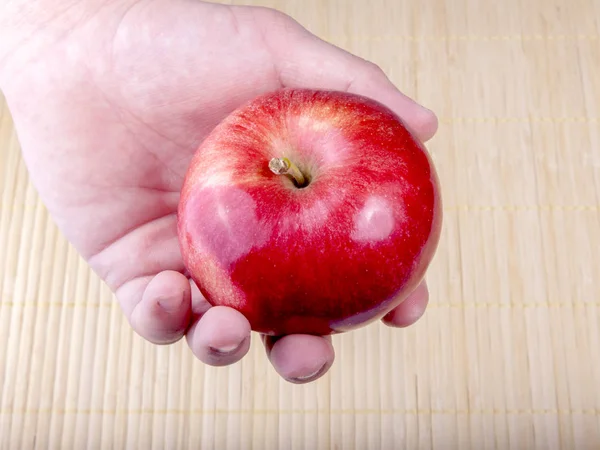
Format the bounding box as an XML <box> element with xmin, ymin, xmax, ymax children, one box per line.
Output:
<box><xmin>262</xmin><ymin>11</ymin><xmax>438</xmax><ymax>142</ymax></box>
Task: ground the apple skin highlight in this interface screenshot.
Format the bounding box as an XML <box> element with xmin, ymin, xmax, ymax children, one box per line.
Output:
<box><xmin>177</xmin><ymin>89</ymin><xmax>442</xmax><ymax>336</ymax></box>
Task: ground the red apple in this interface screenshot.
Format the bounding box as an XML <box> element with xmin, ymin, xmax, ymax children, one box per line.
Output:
<box><xmin>177</xmin><ymin>88</ymin><xmax>442</xmax><ymax>336</ymax></box>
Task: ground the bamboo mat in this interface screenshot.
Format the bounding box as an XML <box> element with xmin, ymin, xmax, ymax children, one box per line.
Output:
<box><xmin>1</xmin><ymin>0</ymin><xmax>599</xmax><ymax>448</ymax></box>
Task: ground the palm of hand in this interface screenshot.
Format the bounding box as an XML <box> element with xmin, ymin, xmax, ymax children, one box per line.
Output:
<box><xmin>4</xmin><ymin>0</ymin><xmax>438</xmax><ymax>383</ymax></box>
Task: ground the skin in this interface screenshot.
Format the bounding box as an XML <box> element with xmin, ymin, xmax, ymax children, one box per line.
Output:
<box><xmin>0</xmin><ymin>0</ymin><xmax>438</xmax><ymax>384</ymax></box>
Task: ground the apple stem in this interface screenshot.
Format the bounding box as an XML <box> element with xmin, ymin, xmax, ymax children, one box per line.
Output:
<box><xmin>269</xmin><ymin>157</ymin><xmax>308</xmax><ymax>187</ymax></box>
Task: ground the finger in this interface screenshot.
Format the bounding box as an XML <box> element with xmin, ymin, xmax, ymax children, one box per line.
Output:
<box><xmin>265</xmin><ymin>13</ymin><xmax>438</xmax><ymax>142</ymax></box>
<box><xmin>381</xmin><ymin>280</ymin><xmax>429</xmax><ymax>328</ymax></box>
<box><xmin>186</xmin><ymin>306</ymin><xmax>252</xmax><ymax>367</ymax></box>
<box><xmin>262</xmin><ymin>334</ymin><xmax>335</xmax><ymax>384</ymax></box>
<box><xmin>127</xmin><ymin>270</ymin><xmax>193</xmax><ymax>344</ymax></box>
<box><xmin>188</xmin><ymin>276</ymin><xmax>212</xmax><ymax>316</ymax></box>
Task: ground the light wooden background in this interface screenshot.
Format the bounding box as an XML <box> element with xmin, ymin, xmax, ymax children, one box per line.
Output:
<box><xmin>1</xmin><ymin>0</ymin><xmax>599</xmax><ymax>448</ymax></box>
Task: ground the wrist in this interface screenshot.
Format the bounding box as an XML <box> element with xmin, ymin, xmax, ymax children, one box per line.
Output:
<box><xmin>0</xmin><ymin>0</ymin><xmax>108</xmax><ymax>88</ymax></box>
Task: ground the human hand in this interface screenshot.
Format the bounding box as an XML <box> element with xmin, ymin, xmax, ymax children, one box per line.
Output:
<box><xmin>1</xmin><ymin>0</ymin><xmax>438</xmax><ymax>383</ymax></box>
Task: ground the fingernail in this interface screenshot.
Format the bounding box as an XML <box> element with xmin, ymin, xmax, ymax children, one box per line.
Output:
<box><xmin>287</xmin><ymin>362</ymin><xmax>328</xmax><ymax>384</ymax></box>
<box><xmin>157</xmin><ymin>293</ymin><xmax>184</xmax><ymax>313</ymax></box>
<box><xmin>208</xmin><ymin>337</ymin><xmax>246</xmax><ymax>356</ymax></box>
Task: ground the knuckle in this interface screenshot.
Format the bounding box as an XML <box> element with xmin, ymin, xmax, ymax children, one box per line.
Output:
<box><xmin>364</xmin><ymin>61</ymin><xmax>386</xmax><ymax>77</ymax></box>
